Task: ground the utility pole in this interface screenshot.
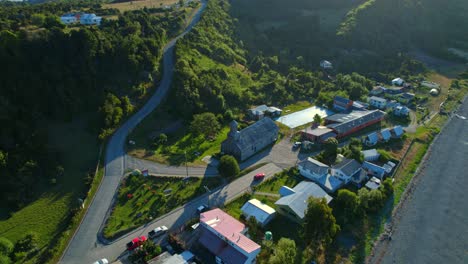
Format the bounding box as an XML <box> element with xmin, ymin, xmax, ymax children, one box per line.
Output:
<box><xmin>184</xmin><ymin>150</ymin><xmax>189</xmax><ymax>178</ymax></box>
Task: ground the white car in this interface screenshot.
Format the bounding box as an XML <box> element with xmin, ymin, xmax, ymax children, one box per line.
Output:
<box><xmin>148</xmin><ymin>225</ymin><xmax>168</xmax><ymax>238</ymax></box>
<box><xmin>93</xmin><ymin>259</ymin><xmax>108</xmax><ymax>264</ymax></box>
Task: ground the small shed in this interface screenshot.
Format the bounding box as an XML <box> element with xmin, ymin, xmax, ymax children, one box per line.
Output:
<box><xmin>361</xmin><ymin>149</ymin><xmax>380</xmax><ymax>161</ymax></box>
<box><xmin>365</xmin><ymin>132</ymin><xmax>379</xmax><ymax>146</ymax></box>
<box><xmin>362</xmin><ymin>161</ymin><xmax>386</xmax><ymax>179</ymax></box>
<box><xmin>365</xmin><ymin>177</ymin><xmax>381</xmax><ymax>190</ymax></box>
<box><xmin>391</xmin><ymin>78</ymin><xmax>404</xmax><ymax>86</ymax></box>
<box><xmin>241</xmin><ymin>199</ymin><xmax>276</xmax><ymax>226</ymax></box>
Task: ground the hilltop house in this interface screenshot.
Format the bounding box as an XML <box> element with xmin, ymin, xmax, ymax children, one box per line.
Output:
<box><xmin>60</xmin><ymin>13</ymin><xmax>102</xmax><ymax>25</ymax></box>
<box><xmin>221</xmin><ymin>119</ymin><xmax>279</xmax><ymax>161</ymax></box>
<box><xmin>275</xmin><ymin>182</ymin><xmax>332</xmax><ymax>223</ymax></box>
<box><xmin>199</xmin><ymin>208</ymin><xmax>261</xmax><ymax>264</ymax></box>
<box><xmin>320</xmin><ymin>60</ymin><xmax>333</xmax><ymax>69</ymax></box>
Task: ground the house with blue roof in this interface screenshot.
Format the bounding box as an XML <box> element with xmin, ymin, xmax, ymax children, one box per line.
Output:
<box><xmin>380</xmin><ymin>128</ymin><xmax>392</xmax><ymax>142</ymax></box>
<box><xmin>333</xmin><ymin>96</ymin><xmax>354</xmax><ymax>112</ymax></box>
<box><xmin>391</xmin><ymin>126</ymin><xmax>404</xmax><ymax>138</ymax></box>
<box><xmin>364</xmin><ymin>132</ymin><xmax>379</xmax><ymax>146</ymax></box>
<box><xmin>275</xmin><ymin>181</ymin><xmax>332</xmax><ymax>223</ymax></box>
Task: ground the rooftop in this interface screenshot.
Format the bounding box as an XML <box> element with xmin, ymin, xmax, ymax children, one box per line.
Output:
<box><xmin>200</xmin><ymin>208</ymin><xmax>260</xmax><ymax>253</ymax></box>
<box><xmin>241</xmin><ymin>199</ymin><xmax>275</xmax><ymax>224</ymax></box>
<box><xmin>326</xmin><ymin>110</ymin><xmax>386</xmax><ymax>135</ymax></box>
<box><xmin>298</xmin><ymin>157</ymin><xmax>329</xmax><ymax>176</ymax></box>
<box><xmin>333</xmin><ymin>158</ymin><xmax>362</xmax><ymax>176</ymax></box>
<box><xmin>275</xmin><ymin>181</ymin><xmax>332</xmax><ymax>219</ymax></box>
<box><xmin>302</xmin><ymin>126</ymin><xmax>335</xmax><ymax>137</ymax></box>
<box><xmin>369</xmin><ymin>96</ymin><xmax>387</xmax><ymax>103</ymax></box>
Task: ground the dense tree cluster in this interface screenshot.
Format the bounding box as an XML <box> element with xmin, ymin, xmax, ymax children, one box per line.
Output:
<box><xmin>0</xmin><ymin>1</ymin><xmax>187</xmax><ymax>208</ymax></box>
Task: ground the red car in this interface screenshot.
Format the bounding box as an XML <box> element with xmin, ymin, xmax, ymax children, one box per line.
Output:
<box><xmin>254</xmin><ymin>173</ymin><xmax>266</xmax><ymax>180</ymax></box>
<box><xmin>126</xmin><ymin>236</ymin><xmax>147</xmax><ymax>251</ymax></box>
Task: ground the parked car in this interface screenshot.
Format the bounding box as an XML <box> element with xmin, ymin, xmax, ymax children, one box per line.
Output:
<box><xmin>149</xmin><ymin>226</ymin><xmax>168</xmax><ymax>238</ymax></box>
<box><xmin>254</xmin><ymin>172</ymin><xmax>266</xmax><ymax>180</ymax></box>
<box><xmin>293</xmin><ymin>141</ymin><xmax>302</xmax><ymax>149</ymax></box>
<box><xmin>126</xmin><ymin>236</ymin><xmax>147</xmax><ymax>251</ymax></box>
<box><xmin>196</xmin><ymin>204</ymin><xmax>209</xmax><ymax>214</ymax></box>
<box><xmin>93</xmin><ymin>259</ymin><xmax>108</xmax><ymax>264</ymax></box>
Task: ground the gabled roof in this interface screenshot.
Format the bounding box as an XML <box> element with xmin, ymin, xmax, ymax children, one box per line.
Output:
<box><xmin>332</xmin><ymin>158</ymin><xmax>362</xmax><ymax>176</ymax></box>
<box><xmin>231</xmin><ymin>117</ymin><xmax>278</xmax><ymax>151</ymax></box>
<box><xmin>241</xmin><ymin>199</ymin><xmax>275</xmax><ymax>224</ymax></box>
<box><xmin>361</xmin><ymin>149</ymin><xmax>380</xmax><ymax>161</ymax></box>
<box><xmin>334</xmin><ymin>96</ymin><xmax>352</xmax><ymax>105</ymax></box>
<box><xmin>200</xmin><ymin>208</ymin><xmax>260</xmax><ymax>253</ymax></box>
<box><xmin>380</xmin><ymin>128</ymin><xmax>392</xmax><ymax>140</ymax></box>
<box><xmin>298</xmin><ymin>157</ymin><xmax>329</xmax><ymax>176</ymax></box>
<box><xmin>326</xmin><ymin>110</ymin><xmax>386</xmax><ymax>135</ymax></box>
<box><xmin>279</xmin><ymin>186</ymin><xmax>296</xmax><ymax>197</ymax></box>
<box><xmin>366</xmin><ymin>132</ymin><xmax>379</xmax><ymax>144</ymax></box>
<box><xmin>362</xmin><ymin>161</ymin><xmax>386</xmax><ymax>178</ymax></box>
<box><xmin>392</xmin><ymin>125</ymin><xmax>404</xmax><ymax>137</ymax></box>
<box><xmin>316</xmin><ymin>174</ymin><xmax>344</xmax><ymax>193</ymax></box>
<box><xmin>275</xmin><ymin>182</ymin><xmax>332</xmax><ymax>219</ymax></box>
<box><xmin>369</xmin><ymin>96</ymin><xmax>387</xmax><ymax>103</ymax></box>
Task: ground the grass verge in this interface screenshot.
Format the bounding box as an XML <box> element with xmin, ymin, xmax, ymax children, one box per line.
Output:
<box><xmin>103</xmin><ymin>174</ymin><xmax>223</xmax><ymax>240</ymax></box>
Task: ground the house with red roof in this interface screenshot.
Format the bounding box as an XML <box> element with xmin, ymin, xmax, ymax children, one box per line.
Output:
<box><xmin>198</xmin><ymin>208</ymin><xmax>261</xmax><ymax>264</ymax></box>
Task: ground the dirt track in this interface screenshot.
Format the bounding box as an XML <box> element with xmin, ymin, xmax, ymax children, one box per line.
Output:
<box><xmin>369</xmin><ymin>99</ymin><xmax>468</xmax><ymax>264</ymax></box>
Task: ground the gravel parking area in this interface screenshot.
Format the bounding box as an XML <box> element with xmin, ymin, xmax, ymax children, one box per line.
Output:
<box><xmin>372</xmin><ymin>99</ymin><xmax>468</xmax><ymax>264</ymax></box>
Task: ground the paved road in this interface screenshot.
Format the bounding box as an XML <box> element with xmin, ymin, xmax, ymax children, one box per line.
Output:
<box><xmin>59</xmin><ymin>2</ymin><xmax>208</xmax><ymax>263</ymax></box>
<box><xmin>374</xmin><ymin>100</ymin><xmax>468</xmax><ymax>264</ymax></box>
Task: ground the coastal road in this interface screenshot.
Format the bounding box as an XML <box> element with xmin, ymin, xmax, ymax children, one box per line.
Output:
<box><xmin>373</xmin><ymin>99</ymin><xmax>468</xmax><ymax>264</ymax></box>
<box><xmin>59</xmin><ymin>2</ymin><xmax>208</xmax><ymax>263</ymax></box>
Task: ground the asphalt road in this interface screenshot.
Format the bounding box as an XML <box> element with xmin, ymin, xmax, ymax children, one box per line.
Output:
<box><xmin>59</xmin><ymin>2</ymin><xmax>208</xmax><ymax>263</ymax></box>
<box><xmin>375</xmin><ymin>99</ymin><xmax>468</xmax><ymax>264</ymax></box>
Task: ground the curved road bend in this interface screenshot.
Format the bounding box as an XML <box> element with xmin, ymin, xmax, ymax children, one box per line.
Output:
<box><xmin>374</xmin><ymin>99</ymin><xmax>468</xmax><ymax>264</ymax></box>
<box><xmin>60</xmin><ymin>2</ymin><xmax>208</xmax><ymax>263</ymax></box>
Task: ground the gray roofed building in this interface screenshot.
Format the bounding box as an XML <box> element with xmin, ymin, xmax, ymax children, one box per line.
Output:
<box><xmin>331</xmin><ymin>158</ymin><xmax>362</xmax><ymax>184</ymax></box>
<box><xmin>248</xmin><ymin>105</ymin><xmax>282</xmax><ymax>120</ymax></box>
<box><xmin>275</xmin><ymin>181</ymin><xmax>332</xmax><ymax>223</ymax></box>
<box><xmin>325</xmin><ymin>110</ymin><xmax>386</xmax><ymax>137</ymax></box>
<box><xmin>298</xmin><ymin>157</ymin><xmax>329</xmax><ymax>180</ymax></box>
<box><xmin>362</xmin><ymin>149</ymin><xmax>380</xmax><ymax>161</ymax></box>
<box><xmin>221</xmin><ymin>118</ymin><xmax>279</xmax><ymax>161</ymax></box>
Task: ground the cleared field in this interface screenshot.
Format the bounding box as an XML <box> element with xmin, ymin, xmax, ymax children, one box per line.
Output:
<box><xmin>0</xmin><ymin>117</ymin><xmax>99</xmax><ymax>263</ymax></box>
<box><xmin>104</xmin><ymin>0</ymin><xmax>179</xmax><ymax>12</ymax></box>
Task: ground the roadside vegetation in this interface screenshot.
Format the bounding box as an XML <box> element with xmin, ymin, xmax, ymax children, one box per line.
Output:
<box><xmin>103</xmin><ymin>173</ymin><xmax>223</xmax><ymax>240</ymax></box>
<box><xmin>0</xmin><ymin>1</ymin><xmax>193</xmax><ymax>262</ymax></box>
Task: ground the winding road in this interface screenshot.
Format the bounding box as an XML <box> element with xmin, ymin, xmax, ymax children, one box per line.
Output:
<box><xmin>59</xmin><ymin>2</ymin><xmax>209</xmax><ymax>263</ymax></box>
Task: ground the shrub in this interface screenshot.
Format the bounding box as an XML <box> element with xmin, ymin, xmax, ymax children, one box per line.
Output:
<box><xmin>0</xmin><ymin>237</ymin><xmax>13</xmax><ymax>255</ymax></box>
<box><xmin>218</xmin><ymin>155</ymin><xmax>240</xmax><ymax>178</ymax></box>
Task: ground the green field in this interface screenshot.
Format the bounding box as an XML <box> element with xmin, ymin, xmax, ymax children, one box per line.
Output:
<box><xmin>0</xmin><ymin>117</ymin><xmax>99</xmax><ymax>263</ymax></box>
<box><xmin>103</xmin><ymin>174</ymin><xmax>224</xmax><ymax>239</ymax></box>
<box><xmin>253</xmin><ymin>168</ymin><xmax>301</xmax><ymax>194</ymax></box>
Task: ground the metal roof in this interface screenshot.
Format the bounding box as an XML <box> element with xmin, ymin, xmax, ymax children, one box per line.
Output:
<box><xmin>275</xmin><ymin>182</ymin><xmax>332</xmax><ymax>219</ymax></box>
<box><xmin>241</xmin><ymin>199</ymin><xmax>275</xmax><ymax>225</ymax></box>
<box><xmin>326</xmin><ymin>110</ymin><xmax>386</xmax><ymax>135</ymax></box>
<box><xmin>298</xmin><ymin>157</ymin><xmax>329</xmax><ymax>176</ymax></box>
<box><xmin>332</xmin><ymin>158</ymin><xmax>362</xmax><ymax>177</ymax></box>
<box><xmin>233</xmin><ymin>117</ymin><xmax>279</xmax><ymax>152</ymax></box>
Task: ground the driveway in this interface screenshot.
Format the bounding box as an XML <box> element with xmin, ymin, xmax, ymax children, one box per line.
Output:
<box><xmin>371</xmin><ymin>99</ymin><xmax>468</xmax><ymax>264</ymax></box>
<box><xmin>59</xmin><ymin>2</ymin><xmax>208</xmax><ymax>263</ymax></box>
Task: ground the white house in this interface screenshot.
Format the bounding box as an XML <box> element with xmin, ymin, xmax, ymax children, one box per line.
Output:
<box><xmin>199</xmin><ymin>208</ymin><xmax>261</xmax><ymax>264</ymax></box>
<box><xmin>320</xmin><ymin>60</ymin><xmax>333</xmax><ymax>69</ymax></box>
<box><xmin>368</xmin><ymin>96</ymin><xmax>387</xmax><ymax>109</ymax></box>
<box><xmin>298</xmin><ymin>157</ymin><xmax>329</xmax><ymax>180</ymax></box>
<box><xmin>392</xmin><ymin>77</ymin><xmax>405</xmax><ymax>86</ymax></box>
<box><xmin>241</xmin><ymin>199</ymin><xmax>276</xmax><ymax>226</ymax></box>
<box><xmin>331</xmin><ymin>158</ymin><xmax>362</xmax><ymax>184</ymax></box>
<box><xmin>80</xmin><ymin>13</ymin><xmax>102</xmax><ymax>25</ymax></box>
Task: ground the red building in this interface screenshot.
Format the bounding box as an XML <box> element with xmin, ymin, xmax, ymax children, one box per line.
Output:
<box><xmin>325</xmin><ymin>110</ymin><xmax>386</xmax><ymax>138</ymax></box>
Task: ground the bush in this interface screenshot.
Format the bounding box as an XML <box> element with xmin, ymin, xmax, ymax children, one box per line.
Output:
<box><xmin>13</xmin><ymin>232</ymin><xmax>39</xmax><ymax>254</ymax></box>
<box><xmin>0</xmin><ymin>237</ymin><xmax>13</xmax><ymax>256</ymax></box>
<box><xmin>0</xmin><ymin>255</ymin><xmax>11</xmax><ymax>264</ymax></box>
<box><xmin>218</xmin><ymin>155</ymin><xmax>240</xmax><ymax>178</ymax></box>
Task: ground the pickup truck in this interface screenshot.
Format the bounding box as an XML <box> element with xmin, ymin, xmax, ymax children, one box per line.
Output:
<box><xmin>148</xmin><ymin>226</ymin><xmax>168</xmax><ymax>238</ymax></box>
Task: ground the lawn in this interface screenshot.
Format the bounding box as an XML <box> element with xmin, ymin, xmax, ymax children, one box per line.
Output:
<box><xmin>103</xmin><ymin>174</ymin><xmax>224</xmax><ymax>239</ymax></box>
<box><xmin>281</xmin><ymin>101</ymin><xmax>313</xmax><ymax>114</ymax></box>
<box><xmin>103</xmin><ymin>0</ymin><xmax>180</xmax><ymax>12</ymax></box>
<box><xmin>0</xmin><ymin>116</ymin><xmax>100</xmax><ymax>264</ymax></box>
<box><xmin>253</xmin><ymin>169</ymin><xmax>301</xmax><ymax>194</ymax></box>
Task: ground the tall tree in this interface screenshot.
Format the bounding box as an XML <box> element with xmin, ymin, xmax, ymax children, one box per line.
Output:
<box><xmin>190</xmin><ymin>112</ymin><xmax>221</xmax><ymax>138</ymax></box>
<box><xmin>218</xmin><ymin>155</ymin><xmax>240</xmax><ymax>178</ymax></box>
<box><xmin>303</xmin><ymin>197</ymin><xmax>340</xmax><ymax>246</ymax></box>
<box><xmin>269</xmin><ymin>238</ymin><xmax>297</xmax><ymax>264</ymax></box>
<box><xmin>334</xmin><ymin>189</ymin><xmax>360</xmax><ymax>225</ymax></box>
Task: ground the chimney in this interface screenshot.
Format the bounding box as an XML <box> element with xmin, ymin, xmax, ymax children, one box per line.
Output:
<box><xmin>237</xmin><ymin>235</ymin><xmax>241</xmax><ymax>242</ymax></box>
